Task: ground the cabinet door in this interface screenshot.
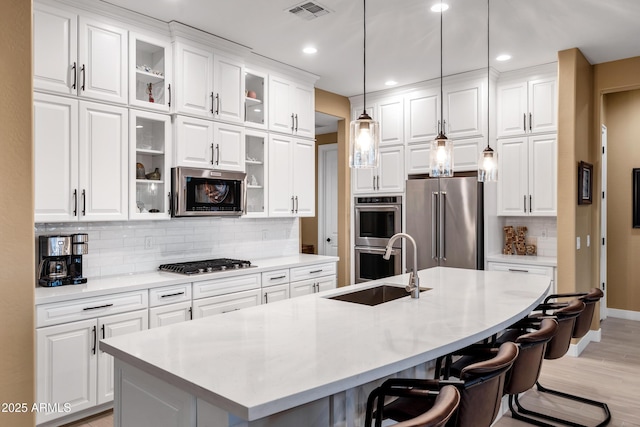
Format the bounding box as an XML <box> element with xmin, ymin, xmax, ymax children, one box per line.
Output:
<box><xmin>405</xmin><ymin>89</ymin><xmax>439</xmax><ymax>144</ymax></box>
<box><xmin>175</xmin><ymin>115</ymin><xmax>215</xmax><ymax>168</ymax></box>
<box><xmin>289</xmin><ymin>278</ymin><xmax>316</xmax><ymax>299</ymax></box>
<box><xmin>130</xmin><ymin>32</ymin><xmax>172</xmax><ymax>112</ymax></box>
<box><xmin>149</xmin><ymin>302</ymin><xmax>192</xmax><ymax>328</ymax></box>
<box><xmin>97</xmin><ymin>310</ymin><xmax>148</xmax><ymax>405</ymax></box>
<box><xmin>36</xmin><ymin>319</ymin><xmax>97</xmax><ymax>424</ymax></box>
<box><xmin>317</xmin><ymin>276</ymin><xmax>337</xmax><ymax>293</ymax></box>
<box><xmin>213</xmin><ymin>122</ymin><xmax>245</xmax><ymax>172</ymax></box>
<box><xmin>269</xmin><ymin>75</ymin><xmax>294</xmax><ymax>134</ymax></box>
<box><xmin>529</xmin><ymin>135</ymin><xmax>557</xmax><ymax>216</ymax></box>
<box><xmin>79</xmin><ymin>102</ymin><xmax>128</xmax><ymax>221</ymax></box>
<box><xmin>33</xmin><ymin>3</ymin><xmax>78</xmax><ymax>95</ymax></box>
<box><xmin>268</xmin><ymin>134</ymin><xmax>294</xmax><ymax>216</ymax></box>
<box><xmin>213</xmin><ymin>55</ymin><xmax>244</xmax><ymax>123</ymax></box>
<box><xmin>406</xmin><ymin>143</ymin><xmax>430</xmax><ymax>175</ymax></box>
<box><xmin>263</xmin><ymin>284</ymin><xmax>290</xmax><ymax>304</ymax></box>
<box><xmin>497</xmin><ymin>137</ymin><xmax>529</xmax><ymax>216</ymax></box>
<box><xmin>378</xmin><ymin>146</ymin><xmax>405</xmax><ymax>193</ymax></box>
<box><xmin>352</xmin><ymin>167</ymin><xmax>376</xmax><ymax>194</ymax></box>
<box><xmin>453</xmin><ymin>138</ymin><xmax>481</xmax><ymax>172</ymax></box>
<box><xmin>292</xmin><ymin>83</ymin><xmax>314</xmax><ymax>138</ymax></box>
<box><xmin>529</xmin><ymin>78</ymin><xmax>557</xmax><ymax>134</ymax></box>
<box><xmin>245</xmin><ymin>130</ymin><xmax>268</xmax><ymax>216</ymax></box>
<box><xmin>174</xmin><ymin>41</ymin><xmax>214</xmax><ymax>118</ymax></box>
<box><xmin>78</xmin><ymin>17</ymin><xmax>127</xmax><ymax>104</ymax></box>
<box><xmin>377</xmin><ymin>96</ymin><xmax>404</xmax><ymax>146</ymax></box>
<box><xmin>444</xmin><ymin>81</ymin><xmax>483</xmax><ymax>139</ymax></box>
<box><xmin>192</xmin><ymin>289</ymin><xmax>260</xmax><ymax>318</ymax></box>
<box><xmin>34</xmin><ymin>93</ymin><xmax>79</xmax><ymax>223</ymax></box>
<box><xmin>292</xmin><ymin>139</ymin><xmax>316</xmax><ymax>216</ymax></box>
<box><xmin>496</xmin><ymin>81</ymin><xmax>528</xmax><ymax>138</ymax></box>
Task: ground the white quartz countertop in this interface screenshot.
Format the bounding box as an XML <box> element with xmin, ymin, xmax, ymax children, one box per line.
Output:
<box><xmin>35</xmin><ymin>254</ymin><xmax>339</xmax><ymax>305</ymax></box>
<box><xmin>486</xmin><ymin>253</ymin><xmax>557</xmax><ymax>267</ymax></box>
<box><xmin>100</xmin><ymin>267</ymin><xmax>550</xmax><ymax>421</ymax></box>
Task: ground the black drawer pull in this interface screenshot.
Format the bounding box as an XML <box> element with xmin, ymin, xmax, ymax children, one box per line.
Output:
<box><xmin>508</xmin><ymin>268</ymin><xmax>529</xmax><ymax>273</ymax></box>
<box><xmin>309</xmin><ymin>269</ymin><xmax>323</xmax><ymax>274</ymax></box>
<box><xmin>83</xmin><ymin>303</ymin><xmax>114</xmax><ymax>311</ymax></box>
<box><xmin>160</xmin><ymin>291</ymin><xmax>185</xmax><ymax>298</ymax></box>
<box><xmin>270</xmin><ymin>275</ymin><xmax>286</xmax><ymax>280</ymax></box>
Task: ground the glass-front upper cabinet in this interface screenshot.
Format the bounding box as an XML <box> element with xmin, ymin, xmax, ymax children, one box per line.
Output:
<box><xmin>129</xmin><ymin>32</ymin><xmax>172</xmax><ymax>112</ymax></box>
<box><xmin>245</xmin><ymin>68</ymin><xmax>267</xmax><ymax>130</ymax></box>
<box><xmin>245</xmin><ymin>130</ymin><xmax>268</xmax><ymax>217</ymax></box>
<box><xmin>129</xmin><ymin>109</ymin><xmax>172</xmax><ymax>220</ymax></box>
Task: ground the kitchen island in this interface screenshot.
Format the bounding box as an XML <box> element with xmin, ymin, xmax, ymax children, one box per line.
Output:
<box><xmin>100</xmin><ymin>267</ymin><xmax>550</xmax><ymax>427</ymax></box>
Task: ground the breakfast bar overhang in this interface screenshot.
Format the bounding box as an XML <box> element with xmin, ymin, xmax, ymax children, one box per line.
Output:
<box><xmin>100</xmin><ymin>267</ymin><xmax>550</xmax><ymax>427</ymax></box>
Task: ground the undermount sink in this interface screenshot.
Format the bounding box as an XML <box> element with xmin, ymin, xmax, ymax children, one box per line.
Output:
<box><xmin>327</xmin><ymin>284</ymin><xmax>430</xmax><ymax>306</ymax></box>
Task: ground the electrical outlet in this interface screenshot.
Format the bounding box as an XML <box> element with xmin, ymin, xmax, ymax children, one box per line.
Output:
<box><xmin>262</xmin><ymin>230</ymin><xmax>268</xmax><ymax>240</ymax></box>
<box><xmin>145</xmin><ymin>236</ymin><xmax>153</xmax><ymax>249</ymax></box>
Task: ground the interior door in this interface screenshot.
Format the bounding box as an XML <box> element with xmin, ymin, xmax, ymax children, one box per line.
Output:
<box><xmin>406</xmin><ymin>178</ymin><xmax>439</xmax><ymax>271</ymax></box>
<box><xmin>320</xmin><ymin>145</ymin><xmax>338</xmax><ymax>256</ymax></box>
<box><xmin>439</xmin><ymin>177</ymin><xmax>480</xmax><ymax>269</ymax></box>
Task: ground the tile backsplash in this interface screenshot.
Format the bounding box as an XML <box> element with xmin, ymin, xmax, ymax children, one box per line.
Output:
<box><xmin>503</xmin><ymin>217</ymin><xmax>557</xmax><ymax>257</ymax></box>
<box><xmin>35</xmin><ymin>217</ymin><xmax>300</xmax><ymax>279</ymax></box>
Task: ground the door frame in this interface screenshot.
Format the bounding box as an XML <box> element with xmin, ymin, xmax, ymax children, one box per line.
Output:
<box><xmin>318</xmin><ymin>143</ymin><xmax>338</xmax><ymax>255</ymax></box>
<box><xmin>600</xmin><ymin>124</ymin><xmax>607</xmax><ymax>320</ymax></box>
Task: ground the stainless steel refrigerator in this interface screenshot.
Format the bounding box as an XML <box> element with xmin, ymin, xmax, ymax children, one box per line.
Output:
<box><xmin>406</xmin><ymin>175</ymin><xmax>483</xmax><ymax>271</ymax></box>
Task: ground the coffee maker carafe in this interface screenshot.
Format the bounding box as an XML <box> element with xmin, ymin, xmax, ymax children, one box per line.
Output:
<box><xmin>38</xmin><ymin>234</ymin><xmax>89</xmax><ymax>287</ymax></box>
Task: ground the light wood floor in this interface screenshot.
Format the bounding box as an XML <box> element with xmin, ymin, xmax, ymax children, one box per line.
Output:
<box><xmin>63</xmin><ymin>317</ymin><xmax>639</xmax><ymax>427</ymax></box>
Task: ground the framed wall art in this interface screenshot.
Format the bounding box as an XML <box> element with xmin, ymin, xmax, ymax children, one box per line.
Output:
<box><xmin>578</xmin><ymin>161</ymin><xmax>593</xmax><ymax>205</ymax></box>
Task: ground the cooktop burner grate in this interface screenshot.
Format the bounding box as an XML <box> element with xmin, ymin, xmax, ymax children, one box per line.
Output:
<box><xmin>159</xmin><ymin>258</ymin><xmax>253</xmax><ymax>275</ymax></box>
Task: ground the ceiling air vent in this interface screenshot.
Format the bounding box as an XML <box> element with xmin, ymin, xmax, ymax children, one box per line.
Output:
<box><xmin>287</xmin><ymin>1</ymin><xmax>331</xmax><ymax>20</ymax></box>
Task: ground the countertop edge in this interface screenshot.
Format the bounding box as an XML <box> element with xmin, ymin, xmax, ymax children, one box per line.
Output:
<box><xmin>486</xmin><ymin>253</ymin><xmax>557</xmax><ymax>267</ymax></box>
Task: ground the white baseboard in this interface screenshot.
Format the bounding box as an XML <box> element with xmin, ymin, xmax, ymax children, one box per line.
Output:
<box><xmin>566</xmin><ymin>328</ymin><xmax>601</xmax><ymax>357</ymax></box>
<box><xmin>607</xmin><ymin>308</ymin><xmax>640</xmax><ymax>321</ymax></box>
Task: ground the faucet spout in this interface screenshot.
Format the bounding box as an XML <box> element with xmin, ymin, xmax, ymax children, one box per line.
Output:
<box><xmin>384</xmin><ymin>232</ymin><xmax>420</xmax><ymax>299</ymax></box>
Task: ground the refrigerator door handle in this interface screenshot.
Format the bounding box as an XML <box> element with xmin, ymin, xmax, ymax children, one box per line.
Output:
<box><xmin>440</xmin><ymin>191</ymin><xmax>447</xmax><ymax>261</ymax></box>
<box><xmin>432</xmin><ymin>192</ymin><xmax>438</xmax><ymax>260</ymax></box>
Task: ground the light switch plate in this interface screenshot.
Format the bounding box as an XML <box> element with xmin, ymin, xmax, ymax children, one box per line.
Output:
<box><xmin>587</xmin><ymin>235</ymin><xmax>591</xmax><ymax>247</ymax></box>
<box><xmin>577</xmin><ymin>236</ymin><xmax>581</xmax><ymax>250</ymax></box>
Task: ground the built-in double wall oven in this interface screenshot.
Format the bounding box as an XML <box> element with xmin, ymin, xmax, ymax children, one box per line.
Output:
<box><xmin>354</xmin><ymin>196</ymin><xmax>402</xmax><ymax>283</ymax></box>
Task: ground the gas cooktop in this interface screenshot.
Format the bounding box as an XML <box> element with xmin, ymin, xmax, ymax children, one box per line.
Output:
<box><xmin>158</xmin><ymin>258</ymin><xmax>254</xmax><ymax>275</ymax></box>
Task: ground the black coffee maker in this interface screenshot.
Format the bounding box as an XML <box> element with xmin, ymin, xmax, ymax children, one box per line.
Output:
<box><xmin>38</xmin><ymin>234</ymin><xmax>89</xmax><ymax>287</ymax></box>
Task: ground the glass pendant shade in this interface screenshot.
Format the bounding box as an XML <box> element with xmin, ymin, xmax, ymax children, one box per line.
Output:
<box><xmin>349</xmin><ymin>112</ymin><xmax>380</xmax><ymax>168</ymax></box>
<box><xmin>478</xmin><ymin>146</ymin><xmax>498</xmax><ymax>182</ymax></box>
<box><xmin>429</xmin><ymin>133</ymin><xmax>454</xmax><ymax>177</ymax></box>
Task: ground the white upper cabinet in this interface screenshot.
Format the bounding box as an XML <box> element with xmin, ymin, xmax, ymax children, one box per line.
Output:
<box><xmin>34</xmin><ymin>94</ymin><xmax>128</xmax><ymax>222</ymax></box>
<box><xmin>269</xmin><ymin>75</ymin><xmax>314</xmax><ymax>138</ymax></box>
<box><xmin>173</xmin><ymin>41</ymin><xmax>214</xmax><ymax>118</ymax></box>
<box><xmin>212</xmin><ymin>122</ymin><xmax>245</xmax><ymax>172</ymax></box>
<box><xmin>212</xmin><ymin>55</ymin><xmax>245</xmax><ymax>124</ymax></box>
<box><xmin>443</xmin><ymin>78</ymin><xmax>484</xmax><ymax>140</ymax></box>
<box><xmin>377</xmin><ymin>96</ymin><xmax>404</xmax><ymax>146</ymax></box>
<box><xmin>405</xmin><ymin>88</ymin><xmax>439</xmax><ymax>144</ymax></box>
<box><xmin>129</xmin><ymin>32</ymin><xmax>173</xmax><ymax>112</ymax></box>
<box><xmin>34</xmin><ymin>3</ymin><xmax>128</xmax><ymax>104</ymax></box>
<box><xmin>497</xmin><ymin>75</ymin><xmax>557</xmax><ymax>137</ymax></box>
<box><xmin>174</xmin><ymin>115</ymin><xmax>215</xmax><ymax>168</ymax></box>
<box><xmin>352</xmin><ymin>145</ymin><xmax>405</xmax><ymax>194</ymax></box>
<box><xmin>497</xmin><ymin>135</ymin><xmax>557</xmax><ymax>216</ymax></box>
<box><xmin>245</xmin><ymin>68</ymin><xmax>268</xmax><ymax>129</ymax></box>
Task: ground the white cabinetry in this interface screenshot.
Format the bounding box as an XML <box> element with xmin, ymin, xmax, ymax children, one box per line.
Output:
<box><xmin>405</xmin><ymin>88</ymin><xmax>439</xmax><ymax>144</ymax></box>
<box><xmin>149</xmin><ymin>283</ymin><xmax>192</xmax><ymax>328</ymax></box>
<box><xmin>268</xmin><ymin>135</ymin><xmax>315</xmax><ymax>217</ymax></box>
<box><xmin>130</xmin><ymin>32</ymin><xmax>172</xmax><ymax>112</ymax></box>
<box><xmin>173</xmin><ymin>41</ymin><xmax>213</xmax><ymax>118</ymax></box>
<box><xmin>487</xmin><ymin>261</ymin><xmax>556</xmax><ymax>294</ymax></box>
<box><xmin>497</xmin><ymin>135</ymin><xmax>557</xmax><ymax>216</ymax></box>
<box><xmin>33</xmin><ymin>3</ymin><xmax>128</xmax><ymax>104</ymax></box>
<box><xmin>289</xmin><ymin>263</ymin><xmax>337</xmax><ymax>298</ymax></box>
<box><xmin>192</xmin><ymin>274</ymin><xmax>261</xmax><ymax>318</ymax></box>
<box><xmin>35</xmin><ymin>291</ymin><xmax>148</xmax><ymax>424</ymax></box>
<box><xmin>377</xmin><ymin>96</ymin><xmax>404</xmax><ymax>146</ymax></box>
<box><xmin>268</xmin><ymin>75</ymin><xmax>314</xmax><ymax>138</ymax></box>
<box><xmin>212</xmin><ymin>122</ymin><xmax>245</xmax><ymax>172</ymax></box>
<box><xmin>261</xmin><ymin>269</ymin><xmax>290</xmax><ymax>304</ymax></box>
<box><xmin>245</xmin><ymin>68</ymin><xmax>267</xmax><ymax>129</ymax></box>
<box><xmin>352</xmin><ymin>145</ymin><xmax>405</xmax><ymax>194</ymax></box>
<box><xmin>245</xmin><ymin>130</ymin><xmax>268</xmax><ymax>217</ymax></box>
<box><xmin>443</xmin><ymin>78</ymin><xmax>485</xmax><ymax>140</ymax></box>
<box><xmin>130</xmin><ymin>109</ymin><xmax>172</xmax><ymax>219</ymax></box>
<box><xmin>213</xmin><ymin>54</ymin><xmax>245</xmax><ymax>124</ymax></box>
<box><xmin>497</xmin><ymin>76</ymin><xmax>557</xmax><ymax>137</ymax></box>
<box><xmin>34</xmin><ymin>94</ymin><xmax>128</xmax><ymax>222</ymax></box>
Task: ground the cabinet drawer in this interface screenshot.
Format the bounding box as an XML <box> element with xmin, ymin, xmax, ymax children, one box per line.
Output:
<box><xmin>149</xmin><ymin>283</ymin><xmax>192</xmax><ymax>307</ymax></box>
<box><xmin>36</xmin><ymin>290</ymin><xmax>148</xmax><ymax>328</ymax></box>
<box><xmin>192</xmin><ymin>273</ymin><xmax>261</xmax><ymax>299</ymax></box>
<box><xmin>149</xmin><ymin>301</ymin><xmax>192</xmax><ymax>328</ymax></box>
<box><xmin>289</xmin><ymin>263</ymin><xmax>336</xmax><ymax>282</ymax></box>
<box><xmin>262</xmin><ymin>269</ymin><xmax>289</xmax><ymax>287</ymax></box>
<box><xmin>192</xmin><ymin>289</ymin><xmax>260</xmax><ymax>318</ymax></box>
<box><xmin>487</xmin><ymin>262</ymin><xmax>553</xmax><ymax>277</ymax></box>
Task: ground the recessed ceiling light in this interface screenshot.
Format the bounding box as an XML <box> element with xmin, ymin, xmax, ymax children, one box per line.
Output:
<box><xmin>303</xmin><ymin>46</ymin><xmax>317</xmax><ymax>54</ymax></box>
<box><xmin>385</xmin><ymin>80</ymin><xmax>398</xmax><ymax>86</ymax></box>
<box><xmin>496</xmin><ymin>54</ymin><xmax>512</xmax><ymax>61</ymax></box>
<box><xmin>430</xmin><ymin>3</ymin><xmax>449</xmax><ymax>12</ymax></box>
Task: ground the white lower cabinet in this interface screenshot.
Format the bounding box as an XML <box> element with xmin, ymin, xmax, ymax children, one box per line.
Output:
<box><xmin>149</xmin><ymin>283</ymin><xmax>193</xmax><ymax>328</ymax></box>
<box><xmin>263</xmin><ymin>283</ymin><xmax>289</xmax><ymax>304</ymax></box>
<box><xmin>487</xmin><ymin>261</ymin><xmax>556</xmax><ymax>295</ymax></box>
<box><xmin>290</xmin><ymin>276</ymin><xmax>337</xmax><ymax>299</ymax></box>
<box><xmin>36</xmin><ymin>309</ymin><xmax>147</xmax><ymax>424</ymax></box>
<box><xmin>192</xmin><ymin>289</ymin><xmax>261</xmax><ymax>318</ymax></box>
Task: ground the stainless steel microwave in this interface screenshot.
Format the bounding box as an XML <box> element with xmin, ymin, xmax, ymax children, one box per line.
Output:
<box><xmin>171</xmin><ymin>167</ymin><xmax>246</xmax><ymax>217</ymax></box>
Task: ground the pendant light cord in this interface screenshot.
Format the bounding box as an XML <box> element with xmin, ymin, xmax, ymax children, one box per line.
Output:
<box><xmin>486</xmin><ymin>0</ymin><xmax>490</xmax><ymax>150</ymax></box>
<box><xmin>362</xmin><ymin>0</ymin><xmax>367</xmax><ymax>115</ymax></box>
<box><xmin>439</xmin><ymin>8</ymin><xmax>443</xmax><ymax>134</ymax></box>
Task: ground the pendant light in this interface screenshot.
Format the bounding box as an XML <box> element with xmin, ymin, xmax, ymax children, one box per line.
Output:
<box><xmin>349</xmin><ymin>0</ymin><xmax>380</xmax><ymax>169</ymax></box>
<box><xmin>478</xmin><ymin>0</ymin><xmax>498</xmax><ymax>182</ymax></box>
<box><xmin>429</xmin><ymin>5</ymin><xmax>454</xmax><ymax>177</ymax></box>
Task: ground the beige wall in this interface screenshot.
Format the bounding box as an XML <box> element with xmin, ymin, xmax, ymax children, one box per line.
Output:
<box><xmin>0</xmin><ymin>0</ymin><xmax>35</xmax><ymax>425</ymax></box>
<box><xmin>314</xmin><ymin>89</ymin><xmax>351</xmax><ymax>287</ymax></box>
<box><xmin>300</xmin><ymin>133</ymin><xmax>338</xmax><ymax>255</ymax></box>
<box><xmin>602</xmin><ymin>90</ymin><xmax>640</xmax><ymax>311</ymax></box>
